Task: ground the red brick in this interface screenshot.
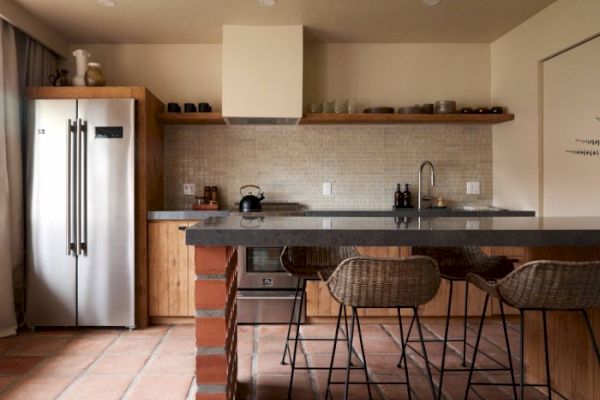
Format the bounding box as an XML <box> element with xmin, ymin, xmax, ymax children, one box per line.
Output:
<box><xmin>195</xmin><ymin>247</ymin><xmax>228</xmax><ymax>275</ymax></box>
<box><xmin>196</xmin><ymin>354</ymin><xmax>227</xmax><ymax>384</ymax></box>
<box><xmin>196</xmin><ymin>393</ymin><xmax>226</xmax><ymax>400</ymax></box>
<box><xmin>196</xmin><ymin>280</ymin><xmax>226</xmax><ymax>310</ymax></box>
<box><xmin>196</xmin><ymin>318</ymin><xmax>226</xmax><ymax>348</ymax></box>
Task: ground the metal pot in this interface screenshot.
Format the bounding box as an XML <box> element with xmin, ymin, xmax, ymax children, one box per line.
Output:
<box><xmin>239</xmin><ymin>184</ymin><xmax>265</xmax><ymax>212</ymax></box>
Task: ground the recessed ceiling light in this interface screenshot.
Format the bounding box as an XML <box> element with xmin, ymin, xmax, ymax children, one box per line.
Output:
<box><xmin>97</xmin><ymin>0</ymin><xmax>116</xmax><ymax>7</ymax></box>
<box><xmin>422</xmin><ymin>0</ymin><xmax>441</xmax><ymax>6</ymax></box>
<box><xmin>258</xmin><ymin>0</ymin><xmax>277</xmax><ymax>6</ymax></box>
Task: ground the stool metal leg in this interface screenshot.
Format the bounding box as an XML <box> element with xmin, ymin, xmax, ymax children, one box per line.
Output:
<box><xmin>281</xmin><ymin>278</ymin><xmax>302</xmax><ymax>365</ymax></box>
<box><xmin>287</xmin><ymin>278</ymin><xmax>306</xmax><ymax>400</ymax></box>
<box><xmin>542</xmin><ymin>310</ymin><xmax>552</xmax><ymax>400</ymax></box>
<box><xmin>520</xmin><ymin>309</ymin><xmax>525</xmax><ymax>400</ymax></box>
<box><xmin>464</xmin><ymin>294</ymin><xmax>489</xmax><ymax>400</ymax></box>
<box><xmin>325</xmin><ymin>303</ymin><xmax>344</xmax><ymax>400</ymax></box>
<box><xmin>397</xmin><ymin>308</ymin><xmax>412</xmax><ymax>400</ymax></box>
<box><xmin>397</xmin><ymin>312</ymin><xmax>415</xmax><ymax>368</ymax></box>
<box><xmin>581</xmin><ymin>310</ymin><xmax>600</xmax><ymax>366</ymax></box>
<box><xmin>354</xmin><ymin>308</ymin><xmax>373</xmax><ymax>400</ymax></box>
<box><xmin>462</xmin><ymin>281</ymin><xmax>469</xmax><ymax>367</ymax></box>
<box><xmin>415</xmin><ymin>307</ymin><xmax>437</xmax><ymax>400</ymax></box>
<box><xmin>499</xmin><ymin>301</ymin><xmax>517</xmax><ymax>400</ymax></box>
<box><xmin>344</xmin><ymin>307</ymin><xmax>357</xmax><ymax>400</ymax></box>
<box><xmin>438</xmin><ymin>279</ymin><xmax>455</xmax><ymax>400</ymax></box>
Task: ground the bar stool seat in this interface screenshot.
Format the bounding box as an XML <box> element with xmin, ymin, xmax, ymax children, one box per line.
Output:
<box><xmin>323</xmin><ymin>255</ymin><xmax>441</xmax><ymax>400</ymax></box>
<box><xmin>280</xmin><ymin>246</ymin><xmax>359</xmax><ymax>400</ymax></box>
<box><xmin>465</xmin><ymin>260</ymin><xmax>600</xmax><ymax>399</ymax></box>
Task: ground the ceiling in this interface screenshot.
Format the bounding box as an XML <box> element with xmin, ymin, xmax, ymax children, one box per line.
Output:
<box><xmin>13</xmin><ymin>0</ymin><xmax>557</xmax><ymax>44</ymax></box>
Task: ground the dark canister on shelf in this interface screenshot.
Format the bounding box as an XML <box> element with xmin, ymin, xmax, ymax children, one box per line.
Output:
<box><xmin>402</xmin><ymin>183</ymin><xmax>412</xmax><ymax>208</ymax></box>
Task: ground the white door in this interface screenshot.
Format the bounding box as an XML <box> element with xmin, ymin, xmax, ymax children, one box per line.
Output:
<box><xmin>542</xmin><ymin>36</ymin><xmax>600</xmax><ymax>216</ymax></box>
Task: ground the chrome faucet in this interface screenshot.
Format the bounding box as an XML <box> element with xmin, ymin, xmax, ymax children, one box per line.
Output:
<box><xmin>418</xmin><ymin>161</ymin><xmax>435</xmax><ymax>210</ymax></box>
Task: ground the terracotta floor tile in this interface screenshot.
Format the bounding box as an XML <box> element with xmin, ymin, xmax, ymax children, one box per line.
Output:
<box><xmin>122</xmin><ymin>325</ymin><xmax>169</xmax><ymax>338</ymax></box>
<box><xmin>255</xmin><ymin>372</ymin><xmax>312</xmax><ymax>400</ymax></box>
<box><xmin>5</xmin><ymin>337</ymin><xmax>70</xmax><ymax>357</ymax></box>
<box><xmin>127</xmin><ymin>375</ymin><xmax>193</xmax><ymax>400</ymax></box>
<box><xmin>352</xmin><ymin>334</ymin><xmax>401</xmax><ymax>354</ymax></box>
<box><xmin>32</xmin><ymin>354</ymin><xmax>96</xmax><ymax>376</ymax></box>
<box><xmin>0</xmin><ymin>337</ymin><xmax>21</xmax><ymax>355</ymax></box>
<box><xmin>87</xmin><ymin>354</ymin><xmax>149</xmax><ymax>375</ymax></box>
<box><xmin>17</xmin><ymin>328</ymin><xmax>79</xmax><ymax>338</ymax></box>
<box><xmin>299</xmin><ymin>324</ymin><xmax>338</xmax><ymax>339</ymax></box>
<box><xmin>237</xmin><ymin>354</ymin><xmax>252</xmax><ymax>388</ymax></box>
<box><xmin>156</xmin><ymin>336</ymin><xmax>195</xmax><ymax>354</ymax></box>
<box><xmin>167</xmin><ymin>325</ymin><xmax>195</xmax><ymax>338</ymax></box>
<box><xmin>237</xmin><ymin>333</ymin><xmax>254</xmax><ymax>355</ymax></box>
<box><xmin>59</xmin><ymin>335</ymin><xmax>116</xmax><ymax>356</ymax></box>
<box><xmin>106</xmin><ymin>337</ymin><xmax>161</xmax><ymax>355</ymax></box>
<box><xmin>0</xmin><ymin>356</ymin><xmax>45</xmax><ymax>375</ymax></box>
<box><xmin>256</xmin><ymin>351</ymin><xmax>307</xmax><ymax>375</ymax></box>
<box><xmin>256</xmin><ymin>337</ymin><xmax>289</xmax><ymax>353</ymax></box>
<box><xmin>143</xmin><ymin>354</ymin><xmax>195</xmax><ymax>376</ymax></box>
<box><xmin>60</xmin><ymin>375</ymin><xmax>134</xmax><ymax>400</ymax></box>
<box><xmin>257</xmin><ymin>325</ymin><xmax>289</xmax><ymax>338</ymax></box>
<box><xmin>0</xmin><ymin>375</ymin><xmax>74</xmax><ymax>400</ymax></box>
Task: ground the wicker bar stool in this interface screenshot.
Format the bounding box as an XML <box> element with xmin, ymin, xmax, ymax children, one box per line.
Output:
<box><xmin>403</xmin><ymin>246</ymin><xmax>515</xmax><ymax>398</ymax></box>
<box><xmin>323</xmin><ymin>255</ymin><xmax>441</xmax><ymax>400</ymax></box>
<box><xmin>465</xmin><ymin>260</ymin><xmax>600</xmax><ymax>400</ymax></box>
<box><xmin>279</xmin><ymin>246</ymin><xmax>359</xmax><ymax>400</ymax></box>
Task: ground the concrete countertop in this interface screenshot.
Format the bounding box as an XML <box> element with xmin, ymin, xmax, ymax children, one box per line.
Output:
<box><xmin>186</xmin><ymin>216</ymin><xmax>600</xmax><ymax>247</ymax></box>
<box><xmin>148</xmin><ymin>208</ymin><xmax>535</xmax><ymax>220</ymax></box>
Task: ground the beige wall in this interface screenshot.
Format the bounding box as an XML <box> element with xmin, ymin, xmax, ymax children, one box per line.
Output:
<box><xmin>305</xmin><ymin>43</ymin><xmax>490</xmax><ymax>111</ymax></box>
<box><xmin>491</xmin><ymin>0</ymin><xmax>600</xmax><ymax>213</ymax></box>
<box><xmin>0</xmin><ymin>0</ymin><xmax>67</xmax><ymax>56</ymax></box>
<box><xmin>65</xmin><ymin>44</ymin><xmax>223</xmax><ymax>108</ymax></box>
<box><xmin>164</xmin><ymin>124</ymin><xmax>492</xmax><ymax>210</ymax></box>
<box><xmin>66</xmin><ymin>43</ymin><xmax>490</xmax><ymax>112</ymax></box>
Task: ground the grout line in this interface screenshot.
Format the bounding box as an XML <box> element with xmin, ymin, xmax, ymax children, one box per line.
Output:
<box><xmin>120</xmin><ymin>325</ymin><xmax>174</xmax><ymax>400</ymax></box>
<box><xmin>55</xmin><ymin>328</ymin><xmax>125</xmax><ymax>400</ymax></box>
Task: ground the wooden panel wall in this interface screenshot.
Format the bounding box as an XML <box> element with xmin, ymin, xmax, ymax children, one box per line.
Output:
<box><xmin>522</xmin><ymin>247</ymin><xmax>600</xmax><ymax>400</ymax></box>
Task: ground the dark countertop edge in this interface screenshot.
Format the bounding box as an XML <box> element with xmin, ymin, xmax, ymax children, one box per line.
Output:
<box><xmin>147</xmin><ymin>210</ymin><xmax>229</xmax><ymax>220</ymax></box>
<box><xmin>149</xmin><ymin>209</ymin><xmax>535</xmax><ymax>220</ymax></box>
<box><xmin>185</xmin><ymin>228</ymin><xmax>600</xmax><ymax>247</ymax></box>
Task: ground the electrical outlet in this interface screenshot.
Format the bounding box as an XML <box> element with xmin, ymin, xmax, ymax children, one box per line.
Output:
<box><xmin>322</xmin><ymin>182</ymin><xmax>332</xmax><ymax>196</ymax></box>
<box><xmin>322</xmin><ymin>219</ymin><xmax>332</xmax><ymax>229</ymax></box>
<box><xmin>183</xmin><ymin>183</ymin><xmax>196</xmax><ymax>195</ymax></box>
<box><xmin>466</xmin><ymin>181</ymin><xmax>480</xmax><ymax>195</ymax></box>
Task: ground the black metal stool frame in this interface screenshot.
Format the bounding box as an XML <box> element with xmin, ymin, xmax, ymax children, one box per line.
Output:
<box><xmin>325</xmin><ymin>303</ymin><xmax>437</xmax><ymax>400</ymax></box>
<box><xmin>465</xmin><ymin>296</ymin><xmax>600</xmax><ymax>399</ymax></box>
<box><xmin>398</xmin><ymin>279</ymin><xmax>515</xmax><ymax>400</ymax></box>
<box><xmin>285</xmin><ymin>277</ymin><xmax>354</xmax><ymax>400</ymax></box>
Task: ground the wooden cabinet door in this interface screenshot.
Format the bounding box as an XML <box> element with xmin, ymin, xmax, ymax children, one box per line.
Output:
<box><xmin>148</xmin><ymin>221</ymin><xmax>195</xmax><ymax>317</ymax></box>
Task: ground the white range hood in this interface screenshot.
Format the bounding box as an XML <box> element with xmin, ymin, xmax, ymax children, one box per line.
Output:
<box><xmin>222</xmin><ymin>25</ymin><xmax>303</xmax><ymax>125</ymax></box>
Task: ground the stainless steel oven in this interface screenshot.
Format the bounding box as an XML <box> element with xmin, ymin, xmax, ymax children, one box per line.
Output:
<box><xmin>234</xmin><ymin>203</ymin><xmax>306</xmax><ymax>324</ymax></box>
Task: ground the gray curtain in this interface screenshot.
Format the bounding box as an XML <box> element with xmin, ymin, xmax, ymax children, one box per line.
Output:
<box><xmin>0</xmin><ymin>19</ymin><xmax>21</xmax><ymax>337</ymax></box>
<box><xmin>11</xmin><ymin>29</ymin><xmax>58</xmax><ymax>328</ymax></box>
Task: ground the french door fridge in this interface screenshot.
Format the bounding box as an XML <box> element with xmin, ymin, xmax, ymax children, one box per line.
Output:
<box><xmin>26</xmin><ymin>99</ymin><xmax>135</xmax><ymax>328</ymax></box>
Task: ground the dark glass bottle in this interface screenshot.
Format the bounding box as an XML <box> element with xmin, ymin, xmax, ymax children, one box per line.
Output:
<box><xmin>394</xmin><ymin>184</ymin><xmax>404</xmax><ymax>208</ymax></box>
<box><xmin>402</xmin><ymin>184</ymin><xmax>412</xmax><ymax>208</ymax></box>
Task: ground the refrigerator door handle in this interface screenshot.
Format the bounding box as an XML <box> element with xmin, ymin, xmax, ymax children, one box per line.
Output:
<box><xmin>66</xmin><ymin>119</ymin><xmax>75</xmax><ymax>255</ymax></box>
<box><xmin>76</xmin><ymin>118</ymin><xmax>88</xmax><ymax>255</ymax></box>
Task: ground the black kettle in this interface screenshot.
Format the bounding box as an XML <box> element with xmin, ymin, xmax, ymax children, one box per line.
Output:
<box><xmin>239</xmin><ymin>184</ymin><xmax>265</xmax><ymax>212</ymax></box>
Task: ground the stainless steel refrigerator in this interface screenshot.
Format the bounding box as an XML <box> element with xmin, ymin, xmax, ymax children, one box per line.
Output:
<box><xmin>26</xmin><ymin>99</ymin><xmax>135</xmax><ymax>328</ymax></box>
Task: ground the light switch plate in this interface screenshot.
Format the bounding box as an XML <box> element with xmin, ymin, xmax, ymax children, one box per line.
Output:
<box><xmin>466</xmin><ymin>181</ymin><xmax>480</xmax><ymax>195</ymax></box>
<box><xmin>323</xmin><ymin>182</ymin><xmax>332</xmax><ymax>196</ymax></box>
<box><xmin>183</xmin><ymin>183</ymin><xmax>196</xmax><ymax>195</ymax></box>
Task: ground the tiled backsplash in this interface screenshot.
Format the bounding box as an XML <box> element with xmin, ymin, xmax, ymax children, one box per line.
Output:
<box><xmin>164</xmin><ymin>124</ymin><xmax>492</xmax><ymax>210</ymax></box>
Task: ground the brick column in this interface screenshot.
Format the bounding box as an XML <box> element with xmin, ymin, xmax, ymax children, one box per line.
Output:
<box><xmin>195</xmin><ymin>246</ymin><xmax>237</xmax><ymax>400</ymax></box>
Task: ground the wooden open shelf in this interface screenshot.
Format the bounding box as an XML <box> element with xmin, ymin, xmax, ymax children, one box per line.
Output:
<box><xmin>157</xmin><ymin>111</ymin><xmax>514</xmax><ymax>125</ymax></box>
<box><xmin>156</xmin><ymin>112</ymin><xmax>226</xmax><ymax>125</ymax></box>
<box><xmin>300</xmin><ymin>112</ymin><xmax>515</xmax><ymax>124</ymax></box>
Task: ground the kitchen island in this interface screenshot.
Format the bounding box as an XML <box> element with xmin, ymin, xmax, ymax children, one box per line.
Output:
<box><xmin>187</xmin><ymin>216</ymin><xmax>600</xmax><ymax>400</ymax></box>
